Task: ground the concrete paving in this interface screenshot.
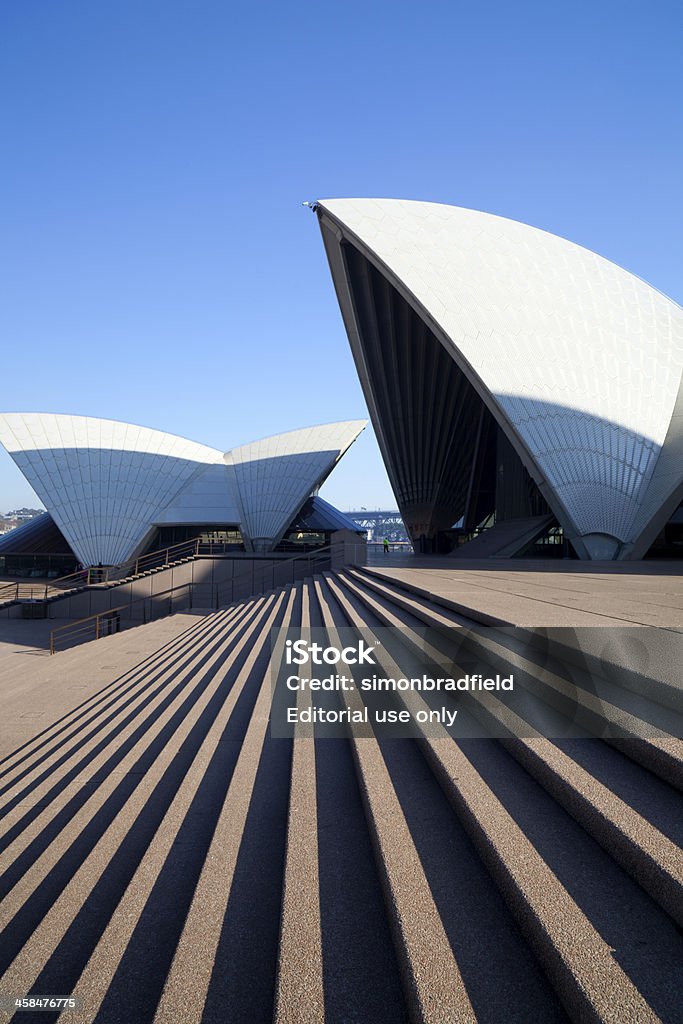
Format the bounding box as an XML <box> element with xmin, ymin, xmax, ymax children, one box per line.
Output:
<box><xmin>0</xmin><ymin>612</ymin><xmax>212</xmax><ymax>753</ymax></box>
<box><xmin>0</xmin><ymin>571</ymin><xmax>680</xmax><ymax>1023</ymax></box>
<box><xmin>367</xmin><ymin>553</ymin><xmax>683</xmax><ymax>628</ymax></box>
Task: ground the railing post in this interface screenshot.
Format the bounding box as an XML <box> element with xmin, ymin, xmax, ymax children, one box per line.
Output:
<box><xmin>95</xmin><ymin>616</ymin><xmax>100</xmax><ymax>641</ymax></box>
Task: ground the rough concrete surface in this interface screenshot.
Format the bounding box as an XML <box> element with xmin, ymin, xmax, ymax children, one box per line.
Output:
<box><xmin>0</xmin><ymin>562</ymin><xmax>680</xmax><ymax>1023</ymax></box>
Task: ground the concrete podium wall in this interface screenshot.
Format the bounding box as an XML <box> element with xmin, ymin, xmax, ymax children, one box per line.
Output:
<box><xmin>45</xmin><ymin>534</ymin><xmax>367</xmax><ymax>621</ymax></box>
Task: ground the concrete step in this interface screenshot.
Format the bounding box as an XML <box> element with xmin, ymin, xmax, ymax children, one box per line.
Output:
<box><xmin>322</xmin><ymin>572</ymin><xmax>677</xmax><ymax>1024</ymax></box>
<box><xmin>0</xmin><ymin>591</ymin><xmax>286</xmax><ymax>1009</ymax></box>
<box><xmin>69</xmin><ymin>588</ymin><xmax>294</xmax><ymax>1024</ymax></box>
<box><xmin>334</xmin><ymin>569</ymin><xmax>683</xmax><ymax>927</ymax></box>
<box><xmin>273</xmin><ymin>580</ymin><xmax>325</xmax><ymax>1024</ymax></box>
<box><xmin>0</xmin><ymin>569</ymin><xmax>679</xmax><ymax>1024</ymax></box>
<box><xmin>0</xmin><ymin>606</ymin><xmax>240</xmax><ymax>774</ymax></box>
<box><xmin>0</xmin><ymin>605</ymin><xmax>247</xmax><ymax>815</ymax></box>
<box><xmin>153</xmin><ymin>585</ymin><xmax>298</xmax><ymax>1024</ymax></box>
<box><xmin>0</xmin><ymin>611</ymin><xmax>218</xmax><ymax>742</ymax></box>
<box><xmin>350</xmin><ymin>567</ymin><xmax>683</xmax><ymax>790</ymax></box>
<box><xmin>0</xmin><ymin>600</ymin><xmax>269</xmax><ymax>924</ymax></box>
<box><xmin>313</xmin><ymin>576</ymin><xmax>476</xmax><ymax>1024</ymax></box>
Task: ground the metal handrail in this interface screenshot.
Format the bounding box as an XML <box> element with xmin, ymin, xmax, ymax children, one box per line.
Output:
<box><xmin>0</xmin><ymin>581</ymin><xmax>52</xmax><ymax>603</ymax></box>
<box><xmin>50</xmin><ymin>536</ymin><xmax>205</xmax><ymax>589</ymax></box>
<box><xmin>0</xmin><ymin>582</ymin><xmax>18</xmax><ymax>604</ymax></box>
<box><xmin>49</xmin><ymin>569</ymin><xmax>90</xmax><ymax>590</ymax></box>
<box><xmin>49</xmin><ymin>583</ymin><xmax>195</xmax><ymax>654</ymax></box>
<box><xmin>130</xmin><ymin>538</ymin><xmax>202</xmax><ymax>577</ymax></box>
<box><xmin>48</xmin><ymin>539</ymin><xmax>367</xmax><ymax>655</ymax></box>
<box><xmin>214</xmin><ymin>545</ymin><xmax>334</xmax><ymax>605</ymax></box>
<box><xmin>48</xmin><ymin>544</ymin><xmax>343</xmax><ymax>654</ymax></box>
<box><xmin>48</xmin><ymin>535</ymin><xmax>331</xmax><ymax>592</ymax></box>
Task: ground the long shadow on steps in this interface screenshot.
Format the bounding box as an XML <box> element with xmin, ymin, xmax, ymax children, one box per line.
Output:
<box><xmin>94</xmin><ymin>657</ymin><xmax>279</xmax><ymax>1022</ymax></box>
<box><xmin>0</xmin><ymin>613</ymin><xmax>219</xmax><ymax>778</ymax></box>
<box><xmin>0</xmin><ymin>612</ymin><xmax>251</xmax><ymax>880</ymax></box>
<box><xmin>0</xmin><ymin>612</ymin><xmax>241</xmax><ymax>824</ymax></box>
<box><xmin>0</xmin><ymin>610</ymin><xmax>219</xmax><ymax>770</ymax></box>
<box><xmin>308</xmin><ymin>573</ymin><xmax>409</xmax><ymax>1023</ymax></box>
<box><xmin>93</xmin><ymin>592</ymin><xmax>297</xmax><ymax>1024</ymax></box>
<box><xmin>381</xmin><ymin>736</ymin><xmax>569</xmax><ymax>1024</ymax></box>
<box><xmin>554</xmin><ymin>738</ymin><xmax>683</xmax><ymax>847</ymax></box>
<box><xmin>315</xmin><ymin>716</ymin><xmax>410</xmax><ymax>1024</ymax></box>
<box><xmin>8</xmin><ymin>625</ymin><xmax>278</xmax><ymax>1024</ymax></box>
<box><xmin>457</xmin><ymin>733</ymin><xmax>683</xmax><ymax>1024</ymax></box>
<box><xmin>0</xmin><ymin>613</ymin><xmax>263</xmax><ymax>975</ymax></box>
<box><xmin>323</xmin><ymin>574</ymin><xmax>565</xmax><ymax>1022</ymax></box>
<box><xmin>199</xmin><ymin>734</ymin><xmax>293</xmax><ymax>1024</ymax></box>
<box><xmin>382</xmin><ymin>611</ymin><xmax>683</xmax><ymax>849</ymax></box>
<box><xmin>328</xmin><ymin>572</ymin><xmax>683</xmax><ymax>1022</ymax></box>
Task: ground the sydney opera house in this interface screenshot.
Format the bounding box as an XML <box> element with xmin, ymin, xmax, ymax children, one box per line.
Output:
<box><xmin>3</xmin><ymin>199</ymin><xmax>683</xmax><ymax>569</ymax></box>
<box><xmin>0</xmin><ymin>415</ymin><xmax>365</xmax><ymax>573</ymax></box>
<box><xmin>315</xmin><ymin>198</ymin><xmax>683</xmax><ymax>560</ymax></box>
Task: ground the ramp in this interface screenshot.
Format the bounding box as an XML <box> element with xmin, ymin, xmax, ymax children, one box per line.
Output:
<box><xmin>451</xmin><ymin>513</ymin><xmax>555</xmax><ymax>558</ymax></box>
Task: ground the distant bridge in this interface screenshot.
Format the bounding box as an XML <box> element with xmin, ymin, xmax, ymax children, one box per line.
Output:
<box><xmin>345</xmin><ymin>510</ymin><xmax>407</xmax><ymax>540</ymax></box>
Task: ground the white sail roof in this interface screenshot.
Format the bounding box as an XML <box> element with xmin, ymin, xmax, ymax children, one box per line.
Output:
<box><xmin>0</xmin><ymin>413</ymin><xmax>366</xmax><ymax>564</ymax></box>
<box><xmin>318</xmin><ymin>198</ymin><xmax>683</xmax><ymax>554</ymax></box>
<box><xmin>224</xmin><ymin>421</ymin><xmax>366</xmax><ymax>550</ymax></box>
<box><xmin>0</xmin><ymin>414</ymin><xmax>225</xmax><ymax>565</ymax></box>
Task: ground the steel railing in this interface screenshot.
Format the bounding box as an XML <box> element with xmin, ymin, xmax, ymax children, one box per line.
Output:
<box><xmin>49</xmin><ymin>583</ymin><xmax>196</xmax><ymax>654</ymax></box>
<box><xmin>49</xmin><ymin>536</ymin><xmax>255</xmax><ymax>591</ymax></box>
<box><xmin>50</xmin><ymin>537</ymin><xmax>206</xmax><ymax>589</ymax></box>
<box><xmin>0</xmin><ymin>581</ymin><xmax>53</xmax><ymax>604</ymax></box>
<box><xmin>47</xmin><ymin>543</ymin><xmax>349</xmax><ymax>654</ymax></box>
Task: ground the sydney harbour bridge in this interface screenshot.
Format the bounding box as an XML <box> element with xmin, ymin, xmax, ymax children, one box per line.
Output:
<box><xmin>345</xmin><ymin>510</ymin><xmax>408</xmax><ymax>542</ymax></box>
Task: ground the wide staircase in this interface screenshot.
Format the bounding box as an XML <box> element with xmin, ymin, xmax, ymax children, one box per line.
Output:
<box><xmin>0</xmin><ymin>569</ymin><xmax>680</xmax><ymax>1023</ymax></box>
<box><xmin>0</xmin><ymin>539</ymin><xmax>208</xmax><ymax>614</ymax></box>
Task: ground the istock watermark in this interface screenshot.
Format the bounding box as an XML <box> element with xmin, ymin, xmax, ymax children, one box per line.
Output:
<box><xmin>284</xmin><ymin>638</ymin><xmax>379</xmax><ymax>666</ymax></box>
<box><xmin>269</xmin><ymin>626</ymin><xmax>683</xmax><ymax>741</ymax></box>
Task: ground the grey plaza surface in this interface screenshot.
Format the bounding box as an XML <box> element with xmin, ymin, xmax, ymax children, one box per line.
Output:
<box><xmin>0</xmin><ymin>560</ymin><xmax>681</xmax><ymax>1024</ymax></box>
<box><xmin>366</xmin><ymin>553</ymin><xmax>683</xmax><ymax>628</ymax></box>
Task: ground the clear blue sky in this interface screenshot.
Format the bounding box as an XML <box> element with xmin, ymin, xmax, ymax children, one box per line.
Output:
<box><xmin>1</xmin><ymin>0</ymin><xmax>681</xmax><ymax>512</ymax></box>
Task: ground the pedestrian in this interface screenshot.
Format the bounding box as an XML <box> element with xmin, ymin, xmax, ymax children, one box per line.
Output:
<box><xmin>383</xmin><ymin>537</ymin><xmax>389</xmax><ymax>555</ymax></box>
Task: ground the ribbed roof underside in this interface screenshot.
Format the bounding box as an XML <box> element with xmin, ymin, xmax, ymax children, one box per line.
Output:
<box><xmin>318</xmin><ymin>199</ymin><xmax>683</xmax><ymax>549</ymax></box>
<box><xmin>225</xmin><ymin>421</ymin><xmax>366</xmax><ymax>549</ymax></box>
<box><xmin>0</xmin><ymin>415</ymin><xmax>366</xmax><ymax>564</ymax></box>
<box><xmin>0</xmin><ymin>513</ymin><xmax>72</xmax><ymax>554</ymax></box>
<box><xmin>289</xmin><ymin>494</ymin><xmax>362</xmax><ymax>534</ymax></box>
<box><xmin>0</xmin><ymin>414</ymin><xmax>224</xmax><ymax>566</ymax></box>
